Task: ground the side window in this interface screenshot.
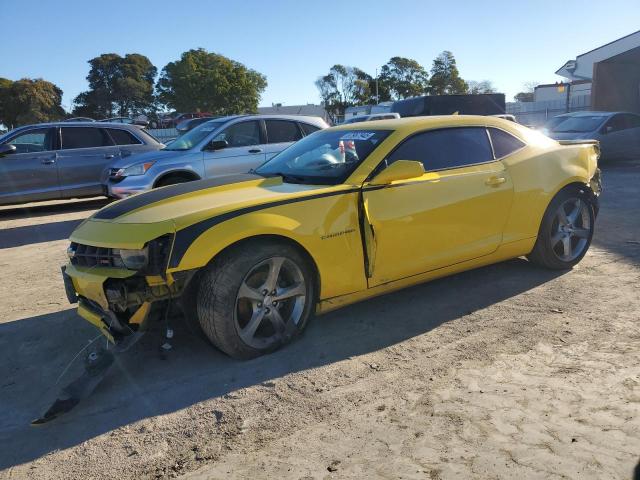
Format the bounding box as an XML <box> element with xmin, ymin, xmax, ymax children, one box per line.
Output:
<box><xmin>214</xmin><ymin>121</ymin><xmax>260</xmax><ymax>147</ymax></box>
<box><xmin>605</xmin><ymin>115</ymin><xmax>629</xmax><ymax>133</ymax></box>
<box><xmin>488</xmin><ymin>128</ymin><xmax>526</xmax><ymax>158</ymax></box>
<box><xmin>61</xmin><ymin>127</ymin><xmax>113</xmax><ymax>149</ymax></box>
<box><xmin>299</xmin><ymin>122</ymin><xmax>321</xmax><ymax>136</ymax></box>
<box><xmin>266</xmin><ymin>120</ymin><xmax>302</xmax><ymax>143</ymax></box>
<box><xmin>107</xmin><ymin>129</ymin><xmax>142</xmax><ymax>146</ymax></box>
<box><xmin>387</xmin><ymin>127</ymin><xmax>494</xmax><ymax>171</ymax></box>
<box><xmin>6</xmin><ymin>128</ymin><xmax>52</xmax><ymax>154</ymax></box>
<box><xmin>621</xmin><ymin>114</ymin><xmax>640</xmax><ymax>129</ymax></box>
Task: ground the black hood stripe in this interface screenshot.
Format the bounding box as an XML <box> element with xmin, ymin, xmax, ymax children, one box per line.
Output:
<box><xmin>94</xmin><ymin>174</ymin><xmax>262</xmax><ymax>220</ymax></box>
<box><xmin>168</xmin><ymin>188</ymin><xmax>360</xmax><ymax>268</ymax></box>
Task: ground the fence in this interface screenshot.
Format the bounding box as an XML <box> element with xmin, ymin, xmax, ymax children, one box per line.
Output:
<box><xmin>147</xmin><ymin>128</ymin><xmax>179</xmax><ymax>143</ymax></box>
<box><xmin>506</xmin><ymin>95</ymin><xmax>592</xmax><ymax>127</ymax></box>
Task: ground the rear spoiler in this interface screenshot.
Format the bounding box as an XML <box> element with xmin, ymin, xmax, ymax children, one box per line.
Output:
<box><xmin>557</xmin><ymin>139</ymin><xmax>599</xmax><ymax>146</ymax></box>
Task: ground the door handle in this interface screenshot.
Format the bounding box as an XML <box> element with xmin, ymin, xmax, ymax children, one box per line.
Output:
<box><xmin>40</xmin><ymin>156</ymin><xmax>56</xmax><ymax>165</ymax></box>
<box><xmin>485</xmin><ymin>176</ymin><xmax>506</xmax><ymax>187</ymax></box>
<box><xmin>104</xmin><ymin>154</ymin><xmax>116</xmax><ymax>159</ymax></box>
<box><xmin>248</xmin><ymin>148</ymin><xmax>263</xmax><ymax>154</ymax></box>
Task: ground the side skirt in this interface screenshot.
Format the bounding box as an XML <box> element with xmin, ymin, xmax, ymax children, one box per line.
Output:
<box><xmin>315</xmin><ymin>237</ymin><xmax>536</xmax><ymax>315</ymax></box>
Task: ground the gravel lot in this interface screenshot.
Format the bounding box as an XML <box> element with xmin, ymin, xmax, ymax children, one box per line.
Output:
<box><xmin>0</xmin><ymin>165</ymin><xmax>639</xmax><ymax>480</ymax></box>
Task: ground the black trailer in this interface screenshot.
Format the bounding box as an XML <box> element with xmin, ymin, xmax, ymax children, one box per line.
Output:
<box><xmin>391</xmin><ymin>94</ymin><xmax>506</xmax><ymax>117</ymax></box>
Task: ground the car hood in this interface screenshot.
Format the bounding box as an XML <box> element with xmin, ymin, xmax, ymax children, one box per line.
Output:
<box><xmin>69</xmin><ymin>174</ymin><xmax>343</xmax><ymax>249</ymax></box>
<box><xmin>109</xmin><ymin>148</ymin><xmax>187</xmax><ymax>168</ymax></box>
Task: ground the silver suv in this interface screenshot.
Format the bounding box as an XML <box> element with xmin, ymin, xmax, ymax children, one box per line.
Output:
<box><xmin>104</xmin><ymin>114</ymin><xmax>328</xmax><ymax>198</ymax></box>
<box><xmin>0</xmin><ymin>122</ymin><xmax>163</xmax><ymax>205</ymax></box>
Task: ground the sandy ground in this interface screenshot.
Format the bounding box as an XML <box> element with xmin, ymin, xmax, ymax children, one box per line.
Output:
<box><xmin>0</xmin><ymin>165</ymin><xmax>639</xmax><ymax>480</ymax></box>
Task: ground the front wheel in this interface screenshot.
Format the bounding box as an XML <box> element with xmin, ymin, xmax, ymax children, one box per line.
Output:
<box><xmin>527</xmin><ymin>188</ymin><xmax>595</xmax><ymax>270</ymax></box>
<box><xmin>196</xmin><ymin>240</ymin><xmax>316</xmax><ymax>359</ymax></box>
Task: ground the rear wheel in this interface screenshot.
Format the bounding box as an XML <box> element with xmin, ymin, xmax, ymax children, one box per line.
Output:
<box><xmin>196</xmin><ymin>240</ymin><xmax>316</xmax><ymax>359</ymax></box>
<box><xmin>527</xmin><ymin>187</ymin><xmax>595</xmax><ymax>269</ymax></box>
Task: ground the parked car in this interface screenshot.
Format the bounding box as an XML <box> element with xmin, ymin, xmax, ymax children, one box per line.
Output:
<box><xmin>99</xmin><ymin>117</ymin><xmax>149</xmax><ymax>128</ymax></box>
<box><xmin>64</xmin><ymin>117</ymin><xmax>95</xmax><ymax>122</ymax></box>
<box><xmin>158</xmin><ymin>112</ymin><xmax>214</xmax><ymax>129</ymax></box>
<box><xmin>175</xmin><ymin>116</ymin><xmax>221</xmax><ymax>135</ymax></box>
<box><xmin>64</xmin><ymin>115</ymin><xmax>601</xmax><ymax>361</ymax></box>
<box><xmin>0</xmin><ymin>122</ymin><xmax>164</xmax><ymax>205</ymax></box>
<box><xmin>104</xmin><ymin>114</ymin><xmax>328</xmax><ymax>198</ymax></box>
<box><xmin>342</xmin><ymin>112</ymin><xmax>400</xmax><ymax>124</ymax></box>
<box><xmin>544</xmin><ymin>111</ymin><xmax>640</xmax><ymax>161</ymax></box>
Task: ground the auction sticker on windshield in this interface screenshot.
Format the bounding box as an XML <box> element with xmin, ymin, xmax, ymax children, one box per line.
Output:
<box><xmin>340</xmin><ymin>132</ymin><xmax>376</xmax><ymax>141</ymax></box>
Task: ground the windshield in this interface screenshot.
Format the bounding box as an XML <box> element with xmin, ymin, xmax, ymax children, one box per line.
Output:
<box><xmin>164</xmin><ymin>121</ymin><xmax>224</xmax><ymax>150</ymax></box>
<box><xmin>544</xmin><ymin>116</ymin><xmax>569</xmax><ymax>131</ymax></box>
<box><xmin>552</xmin><ymin>115</ymin><xmax>607</xmax><ymax>133</ymax></box>
<box><xmin>256</xmin><ymin>129</ymin><xmax>391</xmax><ymax>185</ymax></box>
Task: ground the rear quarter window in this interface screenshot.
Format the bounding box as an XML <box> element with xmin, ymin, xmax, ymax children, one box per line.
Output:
<box><xmin>488</xmin><ymin>128</ymin><xmax>526</xmax><ymax>158</ymax></box>
<box><xmin>107</xmin><ymin>128</ymin><xmax>142</xmax><ymax>146</ymax></box>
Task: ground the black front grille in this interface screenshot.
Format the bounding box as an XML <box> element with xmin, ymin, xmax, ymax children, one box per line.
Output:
<box><xmin>70</xmin><ymin>242</ymin><xmax>123</xmax><ymax>268</ymax></box>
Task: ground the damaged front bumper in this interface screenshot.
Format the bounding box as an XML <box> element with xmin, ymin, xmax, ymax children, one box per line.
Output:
<box><xmin>62</xmin><ymin>263</ymin><xmax>190</xmax><ymax>344</ymax></box>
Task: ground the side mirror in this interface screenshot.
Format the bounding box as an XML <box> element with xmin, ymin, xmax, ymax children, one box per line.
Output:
<box><xmin>0</xmin><ymin>144</ymin><xmax>17</xmax><ymax>156</ymax></box>
<box><xmin>370</xmin><ymin>160</ymin><xmax>425</xmax><ymax>185</ymax></box>
<box><xmin>206</xmin><ymin>139</ymin><xmax>229</xmax><ymax>151</ymax></box>
<box><xmin>603</xmin><ymin>125</ymin><xmax>614</xmax><ymax>134</ymax></box>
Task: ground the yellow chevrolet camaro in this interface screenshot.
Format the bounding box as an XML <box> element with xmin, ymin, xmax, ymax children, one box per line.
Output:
<box><xmin>63</xmin><ymin>116</ymin><xmax>601</xmax><ymax>359</ymax></box>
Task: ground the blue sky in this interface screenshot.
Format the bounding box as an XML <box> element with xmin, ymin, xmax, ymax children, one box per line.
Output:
<box><xmin>2</xmin><ymin>0</ymin><xmax>639</xmax><ymax>111</ymax></box>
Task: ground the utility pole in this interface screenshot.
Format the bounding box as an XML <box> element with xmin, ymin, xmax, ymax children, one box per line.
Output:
<box><xmin>375</xmin><ymin>68</ymin><xmax>379</xmax><ymax>105</ymax></box>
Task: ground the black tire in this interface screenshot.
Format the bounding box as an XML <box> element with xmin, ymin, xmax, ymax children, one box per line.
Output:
<box><xmin>196</xmin><ymin>239</ymin><xmax>316</xmax><ymax>359</ymax></box>
<box><xmin>155</xmin><ymin>175</ymin><xmax>192</xmax><ymax>188</ymax></box>
<box><xmin>527</xmin><ymin>187</ymin><xmax>595</xmax><ymax>270</ymax></box>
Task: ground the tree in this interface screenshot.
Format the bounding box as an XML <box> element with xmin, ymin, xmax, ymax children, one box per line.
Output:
<box><xmin>0</xmin><ymin>77</ymin><xmax>12</xmax><ymax>126</ymax></box>
<box><xmin>466</xmin><ymin>80</ymin><xmax>496</xmax><ymax>94</ymax></box>
<box><xmin>315</xmin><ymin>64</ymin><xmax>377</xmax><ymax>119</ymax></box>
<box><xmin>0</xmin><ymin>78</ymin><xmax>64</xmax><ymax>127</ymax></box>
<box><xmin>428</xmin><ymin>51</ymin><xmax>468</xmax><ymax>95</ymax></box>
<box><xmin>513</xmin><ymin>81</ymin><xmax>538</xmax><ymax>102</ymax></box>
<box><xmin>73</xmin><ymin>53</ymin><xmax>157</xmax><ymax>118</ymax></box>
<box><xmin>156</xmin><ymin>48</ymin><xmax>267</xmax><ymax>115</ymax></box>
<box><xmin>379</xmin><ymin>56</ymin><xmax>429</xmax><ymax>100</ymax></box>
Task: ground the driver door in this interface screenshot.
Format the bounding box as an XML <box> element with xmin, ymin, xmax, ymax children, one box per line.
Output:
<box><xmin>362</xmin><ymin>127</ymin><xmax>514</xmax><ymax>287</ymax></box>
<box><xmin>203</xmin><ymin>120</ymin><xmax>266</xmax><ymax>176</ymax></box>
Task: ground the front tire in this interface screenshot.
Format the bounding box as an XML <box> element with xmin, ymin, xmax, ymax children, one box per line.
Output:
<box><xmin>527</xmin><ymin>187</ymin><xmax>595</xmax><ymax>270</ymax></box>
<box><xmin>196</xmin><ymin>240</ymin><xmax>316</xmax><ymax>359</ymax></box>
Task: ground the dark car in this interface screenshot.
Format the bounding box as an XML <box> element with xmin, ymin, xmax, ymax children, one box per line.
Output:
<box><xmin>64</xmin><ymin>117</ymin><xmax>95</xmax><ymax>122</ymax></box>
<box><xmin>175</xmin><ymin>116</ymin><xmax>220</xmax><ymax>135</ymax></box>
<box><xmin>0</xmin><ymin>122</ymin><xmax>163</xmax><ymax>205</ymax></box>
<box><xmin>159</xmin><ymin>112</ymin><xmax>214</xmax><ymax>128</ymax></box>
<box><xmin>545</xmin><ymin>111</ymin><xmax>640</xmax><ymax>161</ymax></box>
<box><xmin>99</xmin><ymin>117</ymin><xmax>149</xmax><ymax>128</ymax></box>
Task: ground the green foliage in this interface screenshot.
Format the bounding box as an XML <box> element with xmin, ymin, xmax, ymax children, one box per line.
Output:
<box><xmin>315</xmin><ymin>64</ymin><xmax>381</xmax><ymax>119</ymax></box>
<box><xmin>0</xmin><ymin>78</ymin><xmax>65</xmax><ymax>128</ymax></box>
<box><xmin>466</xmin><ymin>80</ymin><xmax>496</xmax><ymax>94</ymax></box>
<box><xmin>379</xmin><ymin>57</ymin><xmax>429</xmax><ymax>100</ymax></box>
<box><xmin>156</xmin><ymin>48</ymin><xmax>267</xmax><ymax>114</ymax></box>
<box><xmin>513</xmin><ymin>81</ymin><xmax>538</xmax><ymax>102</ymax></box>
<box><xmin>73</xmin><ymin>53</ymin><xmax>157</xmax><ymax>118</ymax></box>
<box><xmin>428</xmin><ymin>51</ymin><xmax>468</xmax><ymax>95</ymax></box>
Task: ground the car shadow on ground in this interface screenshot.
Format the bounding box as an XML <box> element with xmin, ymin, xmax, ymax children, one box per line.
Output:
<box><xmin>0</xmin><ymin>198</ymin><xmax>109</xmax><ymax>222</ymax></box>
<box><xmin>0</xmin><ymin>219</ymin><xmax>86</xmax><ymax>249</ymax></box>
<box><xmin>0</xmin><ymin>258</ymin><xmax>566</xmax><ymax>470</ymax></box>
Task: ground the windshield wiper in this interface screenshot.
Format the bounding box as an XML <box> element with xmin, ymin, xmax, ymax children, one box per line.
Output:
<box><xmin>262</xmin><ymin>172</ymin><xmax>308</xmax><ymax>184</ymax></box>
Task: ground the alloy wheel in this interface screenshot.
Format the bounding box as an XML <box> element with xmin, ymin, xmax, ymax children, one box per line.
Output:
<box><xmin>234</xmin><ymin>256</ymin><xmax>307</xmax><ymax>349</ymax></box>
<box><xmin>550</xmin><ymin>197</ymin><xmax>592</xmax><ymax>262</ymax></box>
